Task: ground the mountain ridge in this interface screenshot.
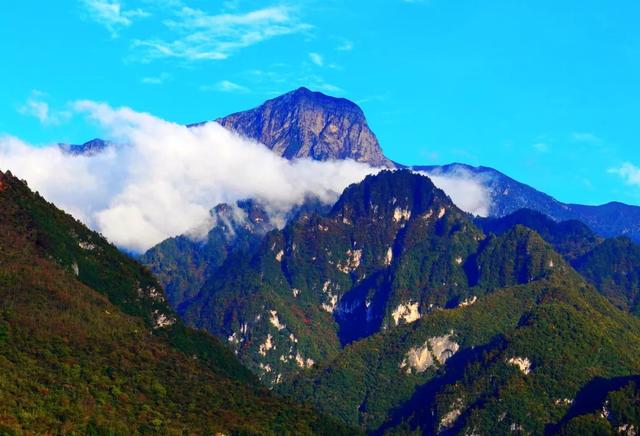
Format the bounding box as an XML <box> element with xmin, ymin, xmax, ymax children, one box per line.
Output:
<box><xmin>418</xmin><ymin>162</ymin><xmax>640</xmax><ymax>241</ymax></box>
<box><xmin>0</xmin><ymin>169</ymin><xmax>354</xmax><ymax>434</ymax></box>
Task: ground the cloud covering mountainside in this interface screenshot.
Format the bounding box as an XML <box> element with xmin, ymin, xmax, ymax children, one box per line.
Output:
<box><xmin>0</xmin><ymin>102</ymin><xmax>491</xmax><ymax>252</ymax></box>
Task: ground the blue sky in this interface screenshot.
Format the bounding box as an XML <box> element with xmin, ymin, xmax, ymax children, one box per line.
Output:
<box><xmin>1</xmin><ymin>0</ymin><xmax>639</xmax><ymax>206</ymax></box>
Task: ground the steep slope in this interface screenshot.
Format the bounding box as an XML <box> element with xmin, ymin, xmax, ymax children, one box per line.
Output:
<box><xmin>279</xmin><ymin>243</ymin><xmax>640</xmax><ymax>434</ymax></box>
<box><xmin>573</xmin><ymin>237</ymin><xmax>640</xmax><ymax>316</ymax></box>
<box><xmin>554</xmin><ymin>376</ymin><xmax>640</xmax><ymax>434</ymax></box>
<box><xmin>178</xmin><ymin>171</ymin><xmax>573</xmax><ymax>388</ymax></box>
<box><xmin>0</xmin><ymin>170</ymin><xmax>352</xmax><ymax>434</ymax></box>
<box><xmin>419</xmin><ymin>163</ymin><xmax>640</xmax><ymax>242</ymax></box>
<box><xmin>214</xmin><ymin>87</ymin><xmax>394</xmax><ymax>167</ymax></box>
<box><xmin>141</xmin><ymin>200</ymin><xmax>275</xmax><ymax>309</ymax></box>
<box><xmin>478</xmin><ymin>209</ymin><xmax>640</xmax><ymax>317</ymax></box>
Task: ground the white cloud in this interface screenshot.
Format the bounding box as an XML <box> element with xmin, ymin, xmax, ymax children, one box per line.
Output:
<box><xmin>315</xmin><ymin>83</ymin><xmax>343</xmax><ymax>93</ymax></box>
<box><xmin>0</xmin><ymin>101</ymin><xmax>493</xmax><ymax>252</ymax></box>
<box><xmin>244</xmin><ymin>68</ymin><xmax>343</xmax><ymax>95</ymax></box>
<box><xmin>609</xmin><ymin>162</ymin><xmax>640</xmax><ymax>187</ymax></box>
<box><xmin>80</xmin><ymin>0</ymin><xmax>149</xmax><ymax>37</ymax></box>
<box><xmin>133</xmin><ymin>5</ymin><xmax>310</xmax><ymax>62</ymax></box>
<box><xmin>571</xmin><ymin>132</ymin><xmax>601</xmax><ymax>143</ymax></box>
<box><xmin>201</xmin><ymin>80</ymin><xmax>250</xmax><ymax>93</ymax></box>
<box><xmin>309</xmin><ymin>52</ymin><xmax>324</xmax><ymax>66</ymax></box>
<box><xmin>141</xmin><ymin>72</ymin><xmax>171</xmax><ymax>85</ymax></box>
<box><xmin>18</xmin><ymin>92</ymin><xmax>71</xmax><ymax>125</ymax></box>
<box><xmin>419</xmin><ymin>167</ymin><xmax>492</xmax><ymax>217</ymax></box>
<box><xmin>0</xmin><ymin>102</ymin><xmax>376</xmax><ymax>252</ymax></box>
<box><xmin>532</xmin><ymin>142</ymin><xmax>549</xmax><ymax>153</ymax></box>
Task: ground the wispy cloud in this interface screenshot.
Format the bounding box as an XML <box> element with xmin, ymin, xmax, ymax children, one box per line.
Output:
<box><xmin>244</xmin><ymin>67</ymin><xmax>343</xmax><ymax>95</ymax></box>
<box><xmin>141</xmin><ymin>72</ymin><xmax>171</xmax><ymax>85</ymax></box>
<box><xmin>309</xmin><ymin>52</ymin><xmax>324</xmax><ymax>66</ymax></box>
<box><xmin>201</xmin><ymin>80</ymin><xmax>250</xmax><ymax>93</ymax></box>
<box><xmin>571</xmin><ymin>132</ymin><xmax>601</xmax><ymax>144</ymax></box>
<box><xmin>80</xmin><ymin>0</ymin><xmax>149</xmax><ymax>37</ymax></box>
<box><xmin>18</xmin><ymin>91</ymin><xmax>71</xmax><ymax>125</ymax></box>
<box><xmin>314</xmin><ymin>82</ymin><xmax>342</xmax><ymax>93</ymax></box>
<box><xmin>532</xmin><ymin>142</ymin><xmax>549</xmax><ymax>153</ymax></box>
<box><xmin>336</xmin><ymin>39</ymin><xmax>353</xmax><ymax>51</ymax></box>
<box><xmin>609</xmin><ymin>162</ymin><xmax>640</xmax><ymax>187</ymax></box>
<box><xmin>133</xmin><ymin>5</ymin><xmax>311</xmax><ymax>62</ymax></box>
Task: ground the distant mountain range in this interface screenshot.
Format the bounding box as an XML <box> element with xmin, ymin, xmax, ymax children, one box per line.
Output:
<box><xmin>418</xmin><ymin>163</ymin><xmax>640</xmax><ymax>242</ymax></box>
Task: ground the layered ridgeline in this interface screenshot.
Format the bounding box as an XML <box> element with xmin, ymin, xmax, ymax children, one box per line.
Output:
<box><xmin>478</xmin><ymin>208</ymin><xmax>640</xmax><ymax>316</ymax></box>
<box><xmin>68</xmin><ymin>89</ymin><xmax>640</xmax><ymax>244</ymax></box>
<box><xmin>0</xmin><ymin>171</ymin><xmax>352</xmax><ymax>434</ymax></box>
<box><xmin>157</xmin><ymin>170</ymin><xmax>640</xmax><ymax>433</ymax></box>
<box><xmin>418</xmin><ymin>163</ymin><xmax>640</xmax><ymax>242</ymax></box>
<box><xmin>140</xmin><ymin>88</ymin><xmax>640</xmax><ymax>330</ymax></box>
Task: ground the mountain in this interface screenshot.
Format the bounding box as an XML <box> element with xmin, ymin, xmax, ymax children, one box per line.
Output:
<box><xmin>178</xmin><ymin>170</ymin><xmax>494</xmax><ymax>383</ymax></box>
<box><xmin>478</xmin><ymin>208</ymin><xmax>640</xmax><ymax>316</ymax></box>
<box><xmin>141</xmin><ymin>198</ymin><xmax>330</xmax><ymax>311</ymax></box>
<box><xmin>141</xmin><ymin>200</ymin><xmax>276</xmax><ymax>309</ymax></box>
<box><xmin>554</xmin><ymin>375</ymin><xmax>640</xmax><ymax>434</ymax></box>
<box><xmin>59</xmin><ymin>138</ymin><xmax>110</xmax><ymax>155</ymax></box>
<box><xmin>66</xmin><ymin>90</ymin><xmax>640</xmax><ymax>245</ymax></box>
<box><xmin>419</xmin><ymin>162</ymin><xmax>640</xmax><ymax>242</ymax></box>
<box><xmin>213</xmin><ymin>87</ymin><xmax>394</xmax><ymax>168</ymax></box>
<box><xmin>174</xmin><ymin>171</ymin><xmax>618</xmax><ymax>389</ymax></box>
<box><xmin>476</xmin><ymin>208</ymin><xmax>602</xmax><ymax>260</ymax></box>
<box><xmin>138</xmin><ymin>91</ymin><xmax>639</xmax><ymax>322</ymax></box>
<box><xmin>161</xmin><ymin>169</ymin><xmax>640</xmax><ymax>434</ymax></box>
<box><xmin>68</xmin><ymin>87</ymin><xmax>394</xmax><ymax>168</ymax></box>
<box><xmin>0</xmin><ymin>170</ymin><xmax>352</xmax><ymax>434</ymax></box>
<box><xmin>281</xmin><ymin>264</ymin><xmax>640</xmax><ymax>434</ymax></box>
<box><xmin>573</xmin><ymin>237</ymin><xmax>640</xmax><ymax>316</ymax></box>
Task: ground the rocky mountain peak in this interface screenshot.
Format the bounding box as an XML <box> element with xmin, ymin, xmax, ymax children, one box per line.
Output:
<box><xmin>216</xmin><ymin>87</ymin><xmax>394</xmax><ymax>168</ymax></box>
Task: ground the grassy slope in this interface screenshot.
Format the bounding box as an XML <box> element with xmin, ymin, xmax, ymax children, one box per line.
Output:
<box><xmin>0</xmin><ymin>171</ymin><xmax>354</xmax><ymax>435</ymax></box>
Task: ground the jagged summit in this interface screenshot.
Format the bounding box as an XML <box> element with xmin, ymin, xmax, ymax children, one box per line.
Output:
<box><xmin>59</xmin><ymin>138</ymin><xmax>110</xmax><ymax>156</ymax></box>
<box><xmin>215</xmin><ymin>87</ymin><xmax>394</xmax><ymax>167</ymax></box>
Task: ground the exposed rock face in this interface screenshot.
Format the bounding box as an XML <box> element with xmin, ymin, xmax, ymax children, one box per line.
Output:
<box><xmin>392</xmin><ymin>301</ymin><xmax>421</xmax><ymax>325</ymax></box>
<box><xmin>507</xmin><ymin>356</ymin><xmax>532</xmax><ymax>374</ymax></box>
<box><xmin>400</xmin><ymin>341</ymin><xmax>433</xmax><ymax>374</ymax></box>
<box><xmin>400</xmin><ymin>333</ymin><xmax>460</xmax><ymax>374</ymax></box>
<box><xmin>215</xmin><ymin>87</ymin><xmax>394</xmax><ymax>168</ymax></box>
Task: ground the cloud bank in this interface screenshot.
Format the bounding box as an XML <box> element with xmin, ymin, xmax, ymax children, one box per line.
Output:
<box><xmin>419</xmin><ymin>167</ymin><xmax>491</xmax><ymax>217</ymax></box>
<box><xmin>1</xmin><ymin>103</ymin><xmax>492</xmax><ymax>253</ymax></box>
<box><xmin>1</xmin><ymin>103</ymin><xmax>376</xmax><ymax>252</ymax></box>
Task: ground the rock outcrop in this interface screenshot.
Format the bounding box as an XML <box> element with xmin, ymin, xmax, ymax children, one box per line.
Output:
<box><xmin>215</xmin><ymin>87</ymin><xmax>394</xmax><ymax>168</ymax></box>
